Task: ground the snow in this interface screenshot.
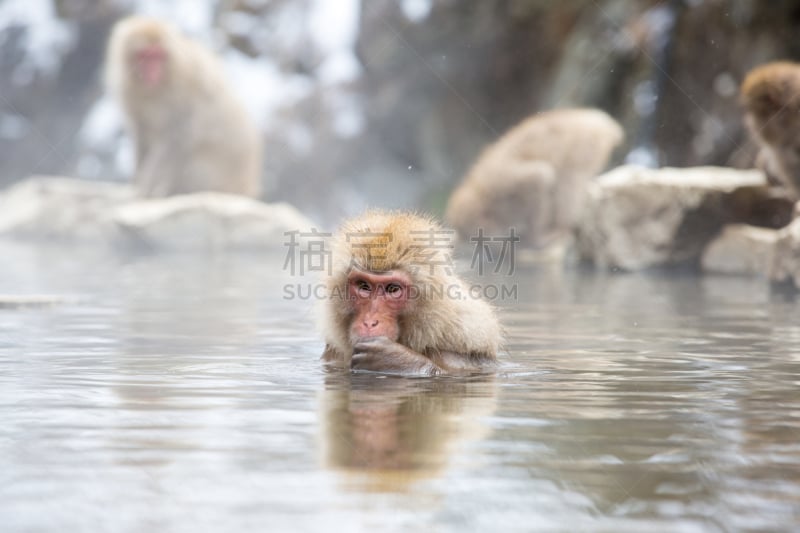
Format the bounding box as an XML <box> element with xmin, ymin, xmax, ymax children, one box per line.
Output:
<box><xmin>286</xmin><ymin>123</ymin><xmax>314</xmax><ymax>155</ymax></box>
<box><xmin>250</xmin><ymin>3</ymin><xmax>309</xmax><ymax>57</ymax></box>
<box><xmin>308</xmin><ymin>0</ymin><xmax>362</xmax><ymax>85</ymax></box>
<box><xmin>112</xmin><ymin>0</ymin><xmax>215</xmax><ymax>36</ymax></box>
<box><xmin>0</xmin><ymin>0</ymin><xmax>76</xmax><ymax>80</ymax></box>
<box><xmin>625</xmin><ymin>146</ymin><xmax>659</xmax><ymax>168</ymax></box>
<box><xmin>317</xmin><ymin>51</ymin><xmax>361</xmax><ymax>86</ymax></box>
<box><xmin>80</xmin><ymin>95</ymin><xmax>124</xmax><ymax>149</ymax></box>
<box><xmin>220</xmin><ymin>11</ymin><xmax>259</xmax><ymax>39</ymax></box>
<box><xmin>401</xmin><ymin>0</ymin><xmax>433</xmax><ymax>22</ymax></box>
<box><xmin>306</xmin><ymin>0</ymin><xmax>365</xmax><ymax>137</ymax></box>
<box><xmin>326</xmin><ymin>91</ymin><xmax>365</xmax><ymax>138</ymax></box>
<box><xmin>223</xmin><ymin>50</ymin><xmax>314</xmax><ymax>129</ymax></box>
<box><xmin>78</xmin><ymin>95</ymin><xmax>133</xmax><ymax>179</ymax></box>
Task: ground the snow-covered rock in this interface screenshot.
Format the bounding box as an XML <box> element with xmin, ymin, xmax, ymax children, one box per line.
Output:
<box><xmin>771</xmin><ymin>216</ymin><xmax>800</xmax><ymax>289</ymax></box>
<box><xmin>0</xmin><ymin>176</ymin><xmax>316</xmax><ymax>253</ymax></box>
<box><xmin>577</xmin><ymin>165</ymin><xmax>767</xmax><ymax>270</ymax></box>
<box><xmin>701</xmin><ymin>224</ymin><xmax>778</xmax><ymax>277</ymax></box>
<box><xmin>113</xmin><ymin>193</ymin><xmax>315</xmax><ymax>252</ymax></box>
<box><xmin>0</xmin><ymin>176</ymin><xmax>135</xmax><ymax>241</ymax></box>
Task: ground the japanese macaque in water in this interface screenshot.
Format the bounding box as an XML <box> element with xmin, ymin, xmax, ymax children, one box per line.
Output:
<box><xmin>741</xmin><ymin>61</ymin><xmax>800</xmax><ymax>200</ymax></box>
<box><xmin>320</xmin><ymin>211</ymin><xmax>502</xmax><ymax>376</ymax></box>
<box><xmin>105</xmin><ymin>16</ymin><xmax>262</xmax><ymax>198</ymax></box>
<box><xmin>446</xmin><ymin>108</ymin><xmax>623</xmax><ymax>247</ymax></box>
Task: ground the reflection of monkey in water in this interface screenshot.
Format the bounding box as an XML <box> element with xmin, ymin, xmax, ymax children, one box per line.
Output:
<box><xmin>105</xmin><ymin>16</ymin><xmax>263</xmax><ymax>198</ymax></box>
<box><xmin>446</xmin><ymin>108</ymin><xmax>623</xmax><ymax>248</ymax></box>
<box><xmin>741</xmin><ymin>61</ymin><xmax>800</xmax><ymax>200</ymax></box>
<box><xmin>319</xmin><ymin>211</ymin><xmax>502</xmax><ymax>376</ymax></box>
<box><xmin>320</xmin><ymin>372</ymin><xmax>497</xmax><ymax>489</ymax></box>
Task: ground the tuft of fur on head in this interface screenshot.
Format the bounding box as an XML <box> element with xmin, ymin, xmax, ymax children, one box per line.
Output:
<box><xmin>332</xmin><ymin>210</ymin><xmax>452</xmax><ymax>275</ymax></box>
<box><xmin>320</xmin><ymin>210</ymin><xmax>502</xmax><ymax>361</ymax></box>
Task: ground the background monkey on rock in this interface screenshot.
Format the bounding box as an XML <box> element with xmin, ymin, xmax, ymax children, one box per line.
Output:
<box><xmin>320</xmin><ymin>210</ymin><xmax>502</xmax><ymax>376</ymax></box>
<box><xmin>446</xmin><ymin>108</ymin><xmax>623</xmax><ymax>248</ymax></box>
<box><xmin>105</xmin><ymin>16</ymin><xmax>263</xmax><ymax>198</ymax></box>
<box><xmin>741</xmin><ymin>61</ymin><xmax>800</xmax><ymax>200</ymax></box>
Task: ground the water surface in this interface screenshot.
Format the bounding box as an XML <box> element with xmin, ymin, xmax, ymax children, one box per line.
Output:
<box><xmin>1</xmin><ymin>242</ymin><xmax>799</xmax><ymax>532</ymax></box>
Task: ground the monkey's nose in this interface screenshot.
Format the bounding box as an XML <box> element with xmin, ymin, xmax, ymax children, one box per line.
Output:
<box><xmin>364</xmin><ymin>319</ymin><xmax>379</xmax><ymax>329</ymax></box>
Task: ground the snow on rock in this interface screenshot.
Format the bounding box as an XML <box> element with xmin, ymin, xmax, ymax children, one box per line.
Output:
<box><xmin>0</xmin><ymin>176</ymin><xmax>135</xmax><ymax>241</ymax></box>
<box><xmin>701</xmin><ymin>224</ymin><xmax>778</xmax><ymax>277</ymax></box>
<box><xmin>577</xmin><ymin>165</ymin><xmax>767</xmax><ymax>270</ymax></box>
<box><xmin>0</xmin><ymin>176</ymin><xmax>316</xmax><ymax>253</ymax></box>
<box><xmin>113</xmin><ymin>193</ymin><xmax>315</xmax><ymax>252</ymax></box>
<box><xmin>771</xmin><ymin>215</ymin><xmax>800</xmax><ymax>289</ymax></box>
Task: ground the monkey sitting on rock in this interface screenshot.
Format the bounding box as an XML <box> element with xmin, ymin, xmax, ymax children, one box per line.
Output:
<box><xmin>445</xmin><ymin>108</ymin><xmax>623</xmax><ymax>248</ymax></box>
<box><xmin>105</xmin><ymin>16</ymin><xmax>263</xmax><ymax>199</ymax></box>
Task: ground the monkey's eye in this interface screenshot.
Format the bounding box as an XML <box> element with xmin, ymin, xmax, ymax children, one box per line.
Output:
<box><xmin>385</xmin><ymin>283</ymin><xmax>404</xmax><ymax>297</ymax></box>
<box><xmin>355</xmin><ymin>280</ymin><xmax>371</xmax><ymax>296</ymax></box>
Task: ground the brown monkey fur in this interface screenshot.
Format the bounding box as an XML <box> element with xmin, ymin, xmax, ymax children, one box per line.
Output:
<box><xmin>741</xmin><ymin>61</ymin><xmax>800</xmax><ymax>199</ymax></box>
<box><xmin>320</xmin><ymin>210</ymin><xmax>502</xmax><ymax>376</ymax></box>
<box><xmin>446</xmin><ymin>108</ymin><xmax>623</xmax><ymax>247</ymax></box>
<box><xmin>106</xmin><ymin>16</ymin><xmax>262</xmax><ymax>198</ymax></box>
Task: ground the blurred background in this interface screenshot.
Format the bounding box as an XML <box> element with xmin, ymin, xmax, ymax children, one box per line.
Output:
<box><xmin>1</xmin><ymin>0</ymin><xmax>799</xmax><ymax>222</ymax></box>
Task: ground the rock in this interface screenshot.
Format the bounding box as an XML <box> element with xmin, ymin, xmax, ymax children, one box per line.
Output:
<box><xmin>577</xmin><ymin>165</ymin><xmax>767</xmax><ymax>270</ymax></box>
<box><xmin>771</xmin><ymin>216</ymin><xmax>800</xmax><ymax>289</ymax></box>
<box><xmin>701</xmin><ymin>224</ymin><xmax>778</xmax><ymax>276</ymax></box>
<box><xmin>0</xmin><ymin>176</ymin><xmax>135</xmax><ymax>241</ymax></box>
<box><xmin>0</xmin><ymin>176</ymin><xmax>317</xmax><ymax>253</ymax></box>
<box><xmin>112</xmin><ymin>193</ymin><xmax>316</xmax><ymax>252</ymax></box>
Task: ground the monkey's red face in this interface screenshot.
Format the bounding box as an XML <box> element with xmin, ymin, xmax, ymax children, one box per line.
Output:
<box><xmin>347</xmin><ymin>269</ymin><xmax>412</xmax><ymax>343</ymax></box>
<box><xmin>132</xmin><ymin>42</ymin><xmax>167</xmax><ymax>89</ymax></box>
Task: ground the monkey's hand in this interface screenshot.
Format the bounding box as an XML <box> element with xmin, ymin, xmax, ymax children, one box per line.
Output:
<box><xmin>351</xmin><ymin>337</ymin><xmax>442</xmax><ymax>376</ymax></box>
